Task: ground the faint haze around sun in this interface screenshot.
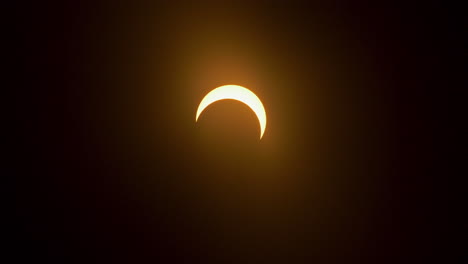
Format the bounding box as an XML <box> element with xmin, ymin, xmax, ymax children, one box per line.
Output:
<box><xmin>17</xmin><ymin>1</ymin><xmax>444</xmax><ymax>263</ymax></box>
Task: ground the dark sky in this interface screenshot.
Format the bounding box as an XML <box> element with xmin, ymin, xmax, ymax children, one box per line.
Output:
<box><xmin>17</xmin><ymin>1</ymin><xmax>452</xmax><ymax>263</ymax></box>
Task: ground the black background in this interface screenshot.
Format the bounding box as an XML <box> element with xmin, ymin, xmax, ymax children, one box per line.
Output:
<box><xmin>17</xmin><ymin>1</ymin><xmax>453</xmax><ymax>263</ymax></box>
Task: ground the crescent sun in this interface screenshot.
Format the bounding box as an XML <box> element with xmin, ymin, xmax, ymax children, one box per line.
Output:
<box><xmin>195</xmin><ymin>85</ymin><xmax>267</xmax><ymax>139</ymax></box>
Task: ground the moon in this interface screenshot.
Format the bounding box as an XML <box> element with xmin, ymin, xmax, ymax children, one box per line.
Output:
<box><xmin>196</xmin><ymin>85</ymin><xmax>267</xmax><ymax>139</ymax></box>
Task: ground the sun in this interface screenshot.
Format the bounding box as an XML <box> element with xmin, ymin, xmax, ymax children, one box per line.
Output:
<box><xmin>196</xmin><ymin>85</ymin><xmax>267</xmax><ymax>139</ymax></box>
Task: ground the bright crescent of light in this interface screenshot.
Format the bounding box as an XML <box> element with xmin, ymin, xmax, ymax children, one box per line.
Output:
<box><xmin>196</xmin><ymin>85</ymin><xmax>267</xmax><ymax>139</ymax></box>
